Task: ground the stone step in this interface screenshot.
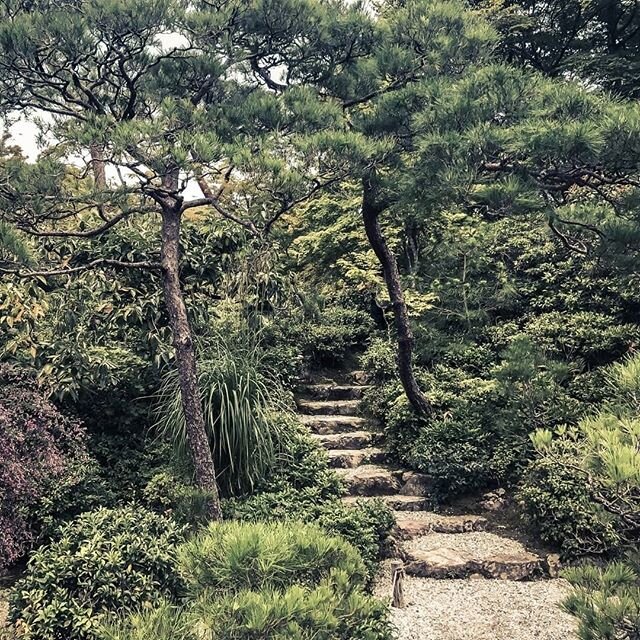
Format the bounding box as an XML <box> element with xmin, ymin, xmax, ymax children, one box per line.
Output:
<box><xmin>337</xmin><ymin>465</ymin><xmax>402</xmax><ymax>496</ymax></box>
<box><xmin>299</xmin><ymin>384</ymin><xmax>371</xmax><ymax>400</ymax></box>
<box><xmin>393</xmin><ymin>514</ymin><xmax>487</xmax><ymax>539</ymax></box>
<box><xmin>296</xmin><ymin>399</ymin><xmax>361</xmax><ymax>416</ymax></box>
<box><xmin>342</xmin><ymin>495</ymin><xmax>434</xmax><ymax>511</ymax></box>
<box><xmin>403</xmin><ymin>532</ymin><xmax>544</xmax><ymax>580</ymax></box>
<box><xmin>300</xmin><ymin>414</ymin><xmax>369</xmax><ymax>434</ymax></box>
<box><xmin>329</xmin><ymin>448</ymin><xmax>388</xmax><ymax>468</ymax></box>
<box><xmin>313</xmin><ymin>430</ymin><xmax>381</xmax><ymax>450</ymax></box>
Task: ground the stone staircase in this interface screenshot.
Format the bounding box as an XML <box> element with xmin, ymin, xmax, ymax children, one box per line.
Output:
<box><xmin>296</xmin><ymin>371</ymin><xmax>577</xmax><ymax>639</ymax></box>
<box><xmin>296</xmin><ymin>371</ymin><xmax>553</xmax><ymax>581</ymax></box>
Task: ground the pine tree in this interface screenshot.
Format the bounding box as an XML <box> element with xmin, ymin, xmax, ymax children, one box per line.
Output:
<box><xmin>0</xmin><ymin>0</ymin><xmax>377</xmax><ymax>517</ymax></box>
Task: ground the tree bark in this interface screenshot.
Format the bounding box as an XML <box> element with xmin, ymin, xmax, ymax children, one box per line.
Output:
<box><xmin>90</xmin><ymin>144</ymin><xmax>106</xmax><ymax>189</ymax></box>
<box><xmin>160</xmin><ymin>204</ymin><xmax>222</xmax><ymax>521</ymax></box>
<box><xmin>361</xmin><ymin>171</ymin><xmax>431</xmax><ymax>415</ymax></box>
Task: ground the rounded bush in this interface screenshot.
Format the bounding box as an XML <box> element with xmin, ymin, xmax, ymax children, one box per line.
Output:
<box><xmin>9</xmin><ymin>506</ymin><xmax>185</xmax><ymax>640</ymax></box>
<box><xmin>177</xmin><ymin>520</ymin><xmax>367</xmax><ymax>596</ymax></box>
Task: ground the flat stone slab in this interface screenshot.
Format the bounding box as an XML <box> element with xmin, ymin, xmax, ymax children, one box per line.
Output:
<box><xmin>296</xmin><ymin>399</ymin><xmax>361</xmax><ymax>416</ymax></box>
<box><xmin>300</xmin><ymin>384</ymin><xmax>371</xmax><ymax>400</ymax></box>
<box><xmin>406</xmin><ymin>548</ymin><xmax>473</xmax><ymax>578</ymax></box>
<box><xmin>405</xmin><ymin>548</ymin><xmax>542</xmax><ymax>580</ymax></box>
<box><xmin>300</xmin><ymin>414</ymin><xmax>368</xmax><ymax>434</ymax></box>
<box><xmin>337</xmin><ymin>465</ymin><xmax>402</xmax><ymax>496</ymax></box>
<box><xmin>329</xmin><ymin>448</ymin><xmax>388</xmax><ymax>468</ymax></box>
<box><xmin>342</xmin><ymin>495</ymin><xmax>433</xmax><ymax>511</ymax></box>
<box><xmin>313</xmin><ymin>430</ymin><xmax>379</xmax><ymax>450</ymax></box>
<box><xmin>403</xmin><ymin>532</ymin><xmax>543</xmax><ymax>580</ymax></box>
<box><xmin>481</xmin><ymin>553</ymin><xmax>542</xmax><ymax>580</ymax></box>
<box><xmin>394</xmin><ymin>514</ymin><xmax>488</xmax><ymax>539</ymax></box>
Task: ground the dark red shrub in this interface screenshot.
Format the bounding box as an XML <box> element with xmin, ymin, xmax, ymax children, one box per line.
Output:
<box><xmin>0</xmin><ymin>365</ymin><xmax>88</xmax><ymax>568</ymax></box>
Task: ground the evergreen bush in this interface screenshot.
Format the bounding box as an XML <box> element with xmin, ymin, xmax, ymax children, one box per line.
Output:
<box><xmin>177</xmin><ymin>520</ymin><xmax>367</xmax><ymax>596</ymax></box>
<box><xmin>9</xmin><ymin>507</ymin><xmax>184</xmax><ymax>640</ymax></box>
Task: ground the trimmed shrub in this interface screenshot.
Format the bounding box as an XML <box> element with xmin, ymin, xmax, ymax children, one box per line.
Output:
<box><xmin>193</xmin><ymin>570</ymin><xmax>392</xmax><ymax>640</ymax></box>
<box><xmin>9</xmin><ymin>507</ymin><xmax>184</xmax><ymax>640</ymax></box>
<box><xmin>518</xmin><ymin>437</ymin><xmax>621</xmax><ymax>557</ymax></box>
<box><xmin>302</xmin><ymin>306</ymin><xmax>375</xmax><ymax>365</ymax></box>
<box><xmin>0</xmin><ymin>365</ymin><xmax>90</xmax><ymax>568</ymax></box>
<box><xmin>177</xmin><ymin>520</ymin><xmax>367</xmax><ymax>596</ymax></box>
<box><xmin>223</xmin><ymin>489</ymin><xmax>394</xmax><ymax>579</ymax></box>
<box><xmin>521</xmin><ymin>355</ymin><xmax>640</xmax><ymax>557</ymax></box>
<box><xmin>102</xmin><ymin>523</ymin><xmax>393</xmax><ymax>640</ymax></box>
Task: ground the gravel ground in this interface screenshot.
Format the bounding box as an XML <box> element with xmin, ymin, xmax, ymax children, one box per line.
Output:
<box><xmin>405</xmin><ymin>531</ymin><xmax>530</xmax><ymax>559</ymax></box>
<box><xmin>375</xmin><ymin>561</ymin><xmax>577</xmax><ymax>640</ymax></box>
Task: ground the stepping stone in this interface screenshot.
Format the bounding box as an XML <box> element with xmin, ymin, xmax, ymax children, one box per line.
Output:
<box><xmin>393</xmin><ymin>514</ymin><xmax>488</xmax><ymax>539</ymax></box>
<box><xmin>403</xmin><ymin>532</ymin><xmax>543</xmax><ymax>580</ymax></box>
<box><xmin>297</xmin><ymin>399</ymin><xmax>361</xmax><ymax>416</ymax></box>
<box><xmin>329</xmin><ymin>448</ymin><xmax>388</xmax><ymax>468</ymax></box>
<box><xmin>300</xmin><ymin>414</ymin><xmax>368</xmax><ymax>434</ymax></box>
<box><xmin>405</xmin><ymin>548</ymin><xmax>542</xmax><ymax>580</ymax></box>
<box><xmin>300</xmin><ymin>384</ymin><xmax>371</xmax><ymax>400</ymax></box>
<box><xmin>341</xmin><ymin>495</ymin><xmax>434</xmax><ymax>511</ymax></box>
<box><xmin>479</xmin><ymin>553</ymin><xmax>542</xmax><ymax>580</ymax></box>
<box><xmin>313</xmin><ymin>430</ymin><xmax>379</xmax><ymax>450</ymax></box>
<box><xmin>406</xmin><ymin>548</ymin><xmax>474</xmax><ymax>578</ymax></box>
<box><xmin>337</xmin><ymin>465</ymin><xmax>402</xmax><ymax>496</ymax></box>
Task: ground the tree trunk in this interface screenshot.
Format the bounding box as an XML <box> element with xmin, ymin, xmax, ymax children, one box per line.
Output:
<box><xmin>160</xmin><ymin>204</ymin><xmax>222</xmax><ymax>521</ymax></box>
<box><xmin>90</xmin><ymin>144</ymin><xmax>106</xmax><ymax>189</ymax></box>
<box><xmin>361</xmin><ymin>172</ymin><xmax>431</xmax><ymax>415</ymax></box>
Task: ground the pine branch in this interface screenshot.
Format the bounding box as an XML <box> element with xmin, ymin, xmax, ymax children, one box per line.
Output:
<box><xmin>0</xmin><ymin>258</ymin><xmax>160</xmax><ymax>278</ymax></box>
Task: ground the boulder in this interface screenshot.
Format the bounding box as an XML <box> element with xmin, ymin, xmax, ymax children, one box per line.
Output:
<box><xmin>399</xmin><ymin>471</ymin><xmax>434</xmax><ymax>497</ymax></box>
<box><xmin>338</xmin><ymin>465</ymin><xmax>402</xmax><ymax>496</ymax></box>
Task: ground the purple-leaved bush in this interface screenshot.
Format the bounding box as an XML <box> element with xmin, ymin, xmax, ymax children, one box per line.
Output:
<box><xmin>0</xmin><ymin>365</ymin><xmax>88</xmax><ymax>568</ymax></box>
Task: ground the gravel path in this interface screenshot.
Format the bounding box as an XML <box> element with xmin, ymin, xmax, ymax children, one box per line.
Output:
<box><xmin>375</xmin><ymin>561</ymin><xmax>578</xmax><ymax>640</ymax></box>
<box><xmin>405</xmin><ymin>531</ymin><xmax>530</xmax><ymax>559</ymax></box>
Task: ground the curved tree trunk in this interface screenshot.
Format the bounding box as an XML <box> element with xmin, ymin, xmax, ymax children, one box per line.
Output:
<box><xmin>361</xmin><ymin>172</ymin><xmax>431</xmax><ymax>415</ymax></box>
<box><xmin>160</xmin><ymin>204</ymin><xmax>222</xmax><ymax>521</ymax></box>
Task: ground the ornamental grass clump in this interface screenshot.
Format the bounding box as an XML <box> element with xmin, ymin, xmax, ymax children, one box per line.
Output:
<box><xmin>155</xmin><ymin>330</ymin><xmax>289</xmax><ymax>496</ymax></box>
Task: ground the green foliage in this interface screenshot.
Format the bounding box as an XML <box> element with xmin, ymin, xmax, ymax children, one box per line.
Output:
<box><xmin>142</xmin><ymin>471</ymin><xmax>217</xmax><ymax>530</ymax></box>
<box><xmin>522</xmin><ymin>354</ymin><xmax>640</xmax><ymax>556</ymax></box>
<box><xmin>562</xmin><ymin>555</ymin><xmax>640</xmax><ymax>640</ymax></box>
<box><xmin>252</xmin><ymin>412</ymin><xmax>343</xmax><ymax>497</ymax></box>
<box><xmin>177</xmin><ymin>520</ymin><xmax>367</xmax><ymax>595</ymax></box>
<box><xmin>102</xmin><ymin>572</ymin><xmax>392</xmax><ymax>640</ymax></box>
<box><xmin>524</xmin><ymin>311</ymin><xmax>639</xmax><ymax>366</ymax></box>
<box><xmin>155</xmin><ymin>330</ymin><xmax>290</xmax><ymax>495</ymax></box>
<box><xmin>9</xmin><ymin>507</ymin><xmax>185</xmax><ymax>640</ymax></box>
<box><xmin>223</xmin><ymin>490</ymin><xmax>394</xmax><ymax>580</ymax></box>
<box><xmin>360</xmin><ymin>338</ymin><xmax>397</xmax><ymax>382</ymax></box>
<box><xmin>301</xmin><ymin>305</ymin><xmax>376</xmax><ymax>365</ymax></box>
<box><xmin>518</xmin><ymin>437</ymin><xmax>621</xmax><ymax>557</ymax></box>
<box><xmin>365</xmin><ymin>338</ymin><xmax>587</xmax><ymax>499</ymax></box>
<box><xmin>103</xmin><ymin>521</ymin><xmax>392</xmax><ymax>640</ymax></box>
<box><xmin>190</xmin><ymin>570</ymin><xmax>393</xmax><ymax>640</ymax></box>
